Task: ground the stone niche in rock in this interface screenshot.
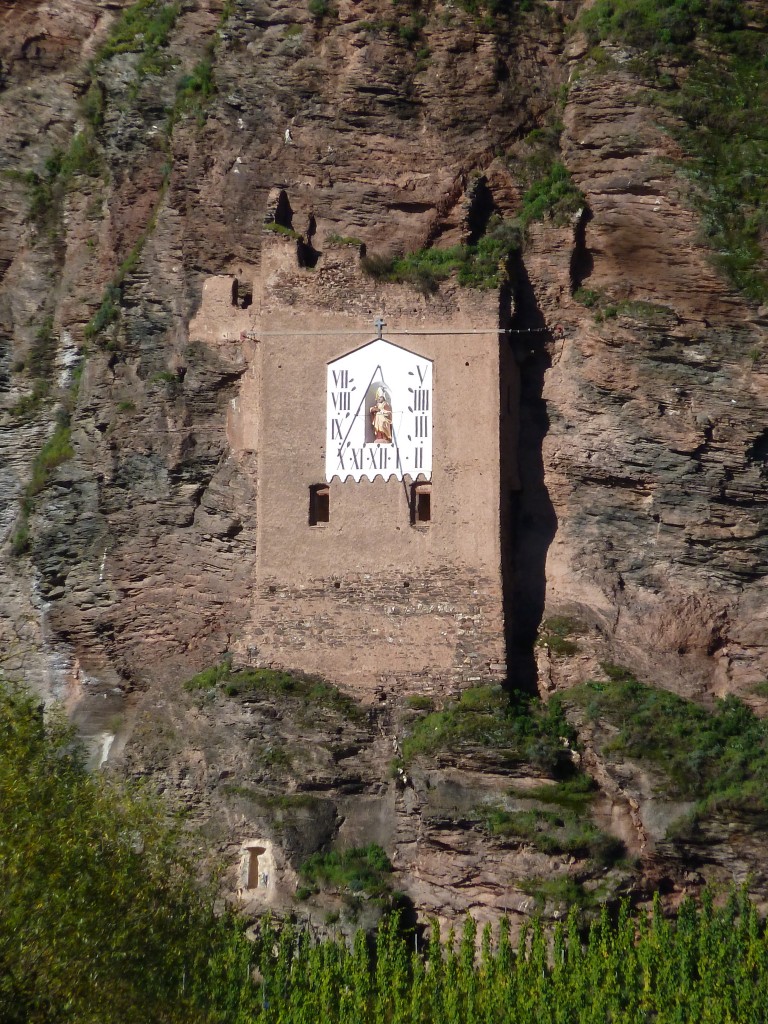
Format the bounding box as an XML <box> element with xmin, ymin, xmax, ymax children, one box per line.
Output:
<box><xmin>231</xmin><ymin>277</ymin><xmax>253</xmax><ymax>309</ymax></box>
<box><xmin>238</xmin><ymin>838</ymin><xmax>276</xmax><ymax>894</ymax></box>
<box><xmin>264</xmin><ymin>187</ymin><xmax>293</xmax><ymax>230</ymax></box>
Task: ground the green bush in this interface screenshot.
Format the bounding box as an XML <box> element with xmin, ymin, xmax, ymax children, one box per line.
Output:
<box><xmin>11</xmin><ymin>366</ymin><xmax>81</xmax><ymax>556</ymax></box>
<box><xmin>60</xmin><ymin>131</ymin><xmax>102</xmax><ymax>178</ymax></box>
<box><xmin>398</xmin><ymin>12</ymin><xmax>426</xmax><ymax>45</ymax></box>
<box><xmin>84</xmin><ymin>284</ymin><xmax>121</xmax><ymax>342</ymax></box>
<box><xmin>362</xmin><ymin>217</ymin><xmax>521</xmax><ymax>294</ymax></box>
<box><xmin>537</xmin><ymin>616</ymin><xmax>580</xmax><ymax>656</ymax></box>
<box><xmin>174</xmin><ymin>58</ymin><xmax>215</xmax><ymax>124</ymax></box>
<box><xmin>516</xmin><ymin>161</ymin><xmax>585</xmax><ymax>228</ymax></box>
<box><xmin>484</xmin><ymin>771</ymin><xmax>621</xmax><ymax>868</ymax></box>
<box><xmin>388</xmin><ymin>245</ymin><xmax>466</xmax><ymax>293</ymax></box>
<box><xmin>299</xmin><ymin>843</ymin><xmax>393</xmax><ymax>896</ymax></box>
<box><xmin>10</xmin><ymin>521</ymin><xmax>30</xmax><ymax>557</ymax></box>
<box><xmin>183</xmin><ymin>658</ymin><xmax>232</xmax><ymax>691</ymax></box>
<box><xmin>82</xmin><ymin>81</ymin><xmax>105</xmax><ymax>128</ymax></box>
<box><xmin>3</xmin><ymin>164</ymin><xmax>57</xmax><ymax>226</ymax></box>
<box><xmin>600</xmin><ymin>662</ymin><xmax>637</xmax><ymax>683</ymax></box>
<box><xmin>614</xmin><ymin>299</ymin><xmax>676</xmax><ymax>323</ymax></box>
<box><xmin>482</xmin><ymin>804</ymin><xmax>624</xmax><ymax>865</ymax></box>
<box><xmin>10</xmin><ymin>381</ymin><xmax>50</xmax><ymax>420</ymax></box>
<box><xmin>264</xmin><ymin>221</ymin><xmax>300</xmax><ymax>239</ymax></box>
<box><xmin>458</xmin><ymin>219</ymin><xmax>523</xmax><ymax>287</ymax></box>
<box><xmin>184</xmin><ymin>661</ymin><xmax>363</xmax><ymax>719</ymax></box>
<box><xmin>573</xmin><ymin>286</ymin><xmax>601</xmax><ymax>307</ymax></box>
<box><xmin>401</xmin><ymin>685</ymin><xmax>577</xmax><ymax>774</ymax></box>
<box><xmin>675</xmin><ymin>48</ymin><xmax>768</xmax><ymax>302</ymax></box>
<box><xmin>508</xmin><ymin>773</ymin><xmax>598</xmax><ymax>812</ymax></box>
<box><xmin>405</xmin><ymin>694</ymin><xmax>435</xmax><ymax>711</ymax></box>
<box><xmin>454</xmin><ymin>0</ymin><xmax>534</xmax><ymax>18</ymax></box>
<box><xmin>176</xmin><ymin>59</ymin><xmax>214</xmax><ymax>102</ymax></box>
<box><xmin>27</xmin><ymin>424</ymin><xmax>74</xmax><ymax>496</ymax></box>
<box><xmin>96</xmin><ymin>0</ymin><xmax>180</xmax><ymax>64</ymax></box>
<box><xmin>519</xmin><ymin>875</ymin><xmax>595</xmax><ymax>909</ymax></box>
<box><xmin>578</xmin><ymin>0</ymin><xmax>742</xmax><ymax>54</ymax></box>
<box><xmin>260</xmin><ymin>745</ymin><xmax>293</xmax><ymax>768</ymax></box>
<box><xmin>150</xmin><ymin>370</ymin><xmax>179</xmax><ymax>385</ymax></box>
<box><xmin>586</xmin><ymin>0</ymin><xmax>697</xmax><ymax>51</ymax></box>
<box><xmin>569</xmin><ymin>676</ymin><xmax>768</xmax><ymax>814</ymax></box>
<box><xmin>326</xmin><ymin>232</ymin><xmax>363</xmax><ymax>246</ymax></box>
<box><xmin>16</xmin><ymin>129</ymin><xmax>102</xmax><ymax>225</ymax></box>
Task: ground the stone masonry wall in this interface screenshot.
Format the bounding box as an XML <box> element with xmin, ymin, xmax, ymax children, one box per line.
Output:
<box><xmin>248</xmin><ymin>567</ymin><xmax>506</xmax><ymax>694</ymax></box>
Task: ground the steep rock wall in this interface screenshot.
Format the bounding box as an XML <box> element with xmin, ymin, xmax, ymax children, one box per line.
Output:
<box><xmin>0</xmin><ymin>0</ymin><xmax>766</xmax><ymax>922</ymax></box>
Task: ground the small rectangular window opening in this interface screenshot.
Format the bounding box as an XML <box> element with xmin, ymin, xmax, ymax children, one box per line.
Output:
<box><xmin>309</xmin><ymin>484</ymin><xmax>330</xmax><ymax>525</ymax></box>
<box><xmin>411</xmin><ymin>483</ymin><xmax>431</xmax><ymax>525</ymax></box>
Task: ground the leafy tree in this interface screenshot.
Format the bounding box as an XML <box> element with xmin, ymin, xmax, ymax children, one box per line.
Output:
<box><xmin>0</xmin><ymin>681</ymin><xmax>254</xmax><ymax>1024</ymax></box>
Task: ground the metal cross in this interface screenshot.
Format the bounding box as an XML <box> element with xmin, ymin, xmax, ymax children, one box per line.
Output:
<box><xmin>374</xmin><ymin>316</ymin><xmax>386</xmax><ymax>338</ymax></box>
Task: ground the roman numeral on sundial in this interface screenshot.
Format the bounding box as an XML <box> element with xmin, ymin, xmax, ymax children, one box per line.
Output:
<box><xmin>332</xmin><ymin>391</ymin><xmax>351</xmax><ymax>411</ymax></box>
<box><xmin>367</xmin><ymin>446</ymin><xmax>389</xmax><ymax>471</ymax></box>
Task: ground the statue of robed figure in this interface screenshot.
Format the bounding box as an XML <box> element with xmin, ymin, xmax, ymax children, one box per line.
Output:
<box><xmin>370</xmin><ymin>386</ymin><xmax>393</xmax><ymax>442</ymax></box>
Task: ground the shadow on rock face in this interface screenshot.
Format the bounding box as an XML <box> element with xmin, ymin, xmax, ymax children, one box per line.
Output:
<box><xmin>501</xmin><ymin>253</ymin><xmax>558</xmax><ymax>696</ymax></box>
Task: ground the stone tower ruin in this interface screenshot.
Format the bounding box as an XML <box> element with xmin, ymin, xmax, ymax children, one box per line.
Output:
<box><xmin>190</xmin><ymin>212</ymin><xmax>518</xmax><ymax>695</ymax></box>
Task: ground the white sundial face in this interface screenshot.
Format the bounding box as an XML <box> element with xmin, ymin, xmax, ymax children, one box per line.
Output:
<box><xmin>325</xmin><ymin>338</ymin><xmax>433</xmax><ymax>483</ymax></box>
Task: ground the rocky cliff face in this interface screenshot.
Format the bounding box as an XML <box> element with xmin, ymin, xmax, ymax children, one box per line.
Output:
<box><xmin>1</xmin><ymin>0</ymin><xmax>767</xmax><ymax>929</ymax></box>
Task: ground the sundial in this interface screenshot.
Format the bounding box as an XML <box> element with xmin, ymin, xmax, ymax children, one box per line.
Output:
<box><xmin>325</xmin><ymin>319</ymin><xmax>433</xmax><ymax>483</ymax></box>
